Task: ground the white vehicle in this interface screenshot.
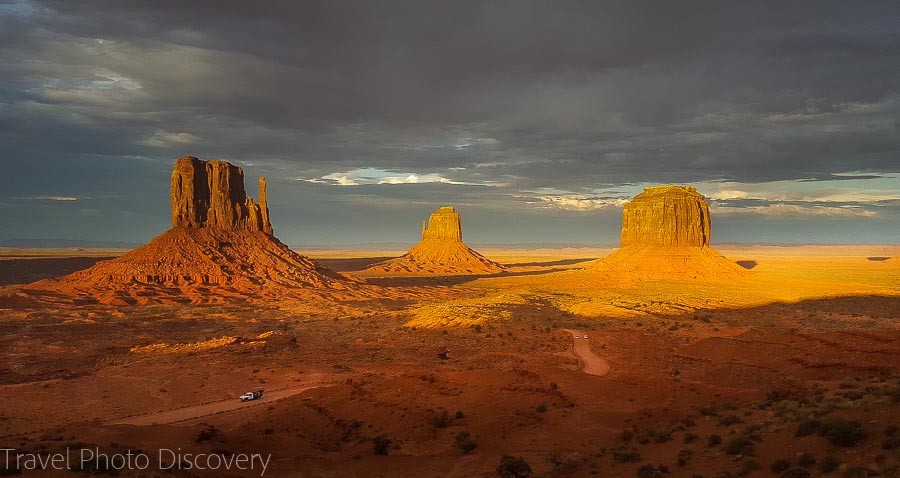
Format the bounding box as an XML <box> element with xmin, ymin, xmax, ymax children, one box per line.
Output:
<box><xmin>574</xmin><ymin>335</ymin><xmax>581</xmax><ymax>339</ymax></box>
<box><xmin>583</xmin><ymin>335</ymin><xmax>589</xmax><ymax>339</ymax></box>
<box><xmin>239</xmin><ymin>389</ymin><xmax>264</xmax><ymax>402</ymax></box>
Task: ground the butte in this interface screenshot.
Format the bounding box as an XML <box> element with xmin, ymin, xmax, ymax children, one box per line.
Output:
<box><xmin>590</xmin><ymin>185</ymin><xmax>749</xmax><ymax>280</ymax></box>
<box><xmin>364</xmin><ymin>206</ymin><xmax>506</xmax><ymax>275</ymax></box>
<box><xmin>22</xmin><ymin>156</ymin><xmax>354</xmax><ymax>304</ymax></box>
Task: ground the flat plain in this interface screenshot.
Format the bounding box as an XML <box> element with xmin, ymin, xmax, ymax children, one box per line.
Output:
<box><xmin>0</xmin><ymin>244</ymin><xmax>899</xmax><ymax>477</ymax></box>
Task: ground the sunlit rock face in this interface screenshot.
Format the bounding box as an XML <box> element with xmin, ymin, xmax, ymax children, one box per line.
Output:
<box><xmin>620</xmin><ymin>186</ymin><xmax>710</xmax><ymax>248</ymax></box>
<box><xmin>170</xmin><ymin>156</ymin><xmax>272</xmax><ymax>234</ymax></box>
<box><xmin>23</xmin><ymin>156</ymin><xmax>352</xmax><ymax>303</ymax></box>
<box><xmin>590</xmin><ymin>185</ymin><xmax>747</xmax><ymax>281</ymax></box>
<box><xmin>365</xmin><ymin>206</ymin><xmax>505</xmax><ymax>276</ymax></box>
<box><xmin>421</xmin><ymin>206</ymin><xmax>463</xmax><ymax>242</ymax></box>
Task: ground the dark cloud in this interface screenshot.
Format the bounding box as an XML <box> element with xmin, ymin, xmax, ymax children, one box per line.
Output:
<box><xmin>1</xmin><ymin>0</ymin><xmax>899</xmax><ymax>243</ymax></box>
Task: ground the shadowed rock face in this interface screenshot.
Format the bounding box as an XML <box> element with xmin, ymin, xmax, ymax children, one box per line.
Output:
<box><xmin>170</xmin><ymin>156</ymin><xmax>272</xmax><ymax>234</ymax></box>
<box><xmin>621</xmin><ymin>186</ymin><xmax>710</xmax><ymax>247</ymax></box>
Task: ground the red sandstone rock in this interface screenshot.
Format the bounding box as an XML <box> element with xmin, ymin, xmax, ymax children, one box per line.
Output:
<box><xmin>365</xmin><ymin>206</ymin><xmax>505</xmax><ymax>276</ymax></box>
<box><xmin>591</xmin><ymin>185</ymin><xmax>747</xmax><ymax>281</ymax></box>
<box><xmin>170</xmin><ymin>156</ymin><xmax>272</xmax><ymax>234</ymax></box>
<box><xmin>24</xmin><ymin>156</ymin><xmax>353</xmax><ymax>302</ymax></box>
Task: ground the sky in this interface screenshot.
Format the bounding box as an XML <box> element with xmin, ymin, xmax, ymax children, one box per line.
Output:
<box><xmin>1</xmin><ymin>1</ymin><xmax>899</xmax><ymax>246</ymax></box>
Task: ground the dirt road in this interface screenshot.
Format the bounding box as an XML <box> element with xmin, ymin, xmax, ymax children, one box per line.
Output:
<box><xmin>564</xmin><ymin>329</ymin><xmax>610</xmax><ymax>376</ymax></box>
<box><xmin>106</xmin><ymin>384</ymin><xmax>324</xmax><ymax>426</ymax></box>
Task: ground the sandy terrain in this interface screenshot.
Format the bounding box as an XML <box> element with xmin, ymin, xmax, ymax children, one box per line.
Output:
<box><xmin>0</xmin><ymin>245</ymin><xmax>898</xmax><ymax>477</ymax></box>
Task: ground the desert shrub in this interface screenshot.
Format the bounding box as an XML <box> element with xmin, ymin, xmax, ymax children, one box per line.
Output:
<box><xmin>473</xmin><ymin>324</ymin><xmax>483</xmax><ymax>333</ymax></box>
<box><xmin>771</xmin><ymin>459</ymin><xmax>792</xmax><ymax>473</ymax></box>
<box><xmin>819</xmin><ymin>419</ymin><xmax>866</xmax><ymax>447</ymax></box>
<box><xmin>373</xmin><ymin>435</ymin><xmax>392</xmax><ymax>455</ymax></box>
<box><xmin>677</xmin><ymin>449</ymin><xmax>693</xmax><ymax>467</ymax></box>
<box><xmin>683</xmin><ymin>432</ymin><xmax>699</xmax><ymax>444</ymax></box>
<box><xmin>739</xmin><ymin>458</ymin><xmax>760</xmax><ymax>476</ymax></box>
<box><xmin>612</xmin><ymin>448</ymin><xmax>641</xmax><ymax>463</ymax></box>
<box><xmin>795</xmin><ymin>419</ymin><xmax>820</xmax><ymax>437</ymax></box>
<box><xmin>819</xmin><ymin>456</ymin><xmax>841</xmax><ymax>474</ymax></box>
<box><xmin>547</xmin><ymin>452</ymin><xmax>582</xmax><ymax>474</ymax></box>
<box><xmin>431</xmin><ymin>410</ymin><xmax>452</xmax><ymax>428</ymax></box>
<box><xmin>723</xmin><ymin>435</ymin><xmax>754</xmax><ymax>455</ymax></box>
<box><xmin>454</xmin><ymin>432</ymin><xmax>477</xmax><ymax>454</ymax></box>
<box><xmin>621</xmin><ymin>429</ymin><xmax>634</xmax><ymax>442</ymax></box>
<box><xmin>536</xmin><ymin>403</ymin><xmax>548</xmax><ymax>413</ymax></box>
<box><xmin>637</xmin><ymin>464</ymin><xmax>668</xmax><ymax>478</ymax></box>
<box><xmin>778</xmin><ymin>469</ymin><xmax>811</xmax><ymax>478</ymax></box>
<box><xmin>841</xmin><ymin>390</ymin><xmax>865</xmax><ymax>401</ymax></box>
<box><xmin>455</xmin><ymin>410</ymin><xmax>465</xmax><ymax>419</ymax></box>
<box><xmin>496</xmin><ymin>455</ymin><xmax>531</xmax><ymax>478</ymax></box>
<box><xmin>797</xmin><ymin>453</ymin><xmax>816</xmax><ymax>468</ymax></box>
<box><xmin>699</xmin><ymin>405</ymin><xmax>718</xmax><ymax>416</ymax></box>
<box><xmin>195</xmin><ymin>425</ymin><xmax>221</xmax><ymax>443</ymax></box>
<box><xmin>718</xmin><ymin>414</ymin><xmax>744</xmax><ymax>426</ymax></box>
<box><xmin>707</xmin><ymin>434</ymin><xmax>722</xmax><ymax>447</ymax></box>
<box><xmin>653</xmin><ymin>428</ymin><xmax>673</xmax><ymax>443</ymax></box>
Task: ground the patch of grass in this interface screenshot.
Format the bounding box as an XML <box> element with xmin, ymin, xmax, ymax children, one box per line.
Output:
<box><xmin>707</xmin><ymin>434</ymin><xmax>722</xmax><ymax>447</ymax></box>
<box><xmin>683</xmin><ymin>432</ymin><xmax>698</xmax><ymax>444</ymax></box>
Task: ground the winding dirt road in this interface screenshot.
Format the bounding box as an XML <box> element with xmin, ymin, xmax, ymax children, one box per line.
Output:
<box><xmin>106</xmin><ymin>384</ymin><xmax>324</xmax><ymax>426</ymax></box>
<box><xmin>564</xmin><ymin>329</ymin><xmax>610</xmax><ymax>376</ymax></box>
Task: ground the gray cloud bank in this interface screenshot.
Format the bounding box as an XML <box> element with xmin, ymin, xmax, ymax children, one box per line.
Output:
<box><xmin>1</xmin><ymin>0</ymin><xmax>898</xmax><ymax>244</ymax></box>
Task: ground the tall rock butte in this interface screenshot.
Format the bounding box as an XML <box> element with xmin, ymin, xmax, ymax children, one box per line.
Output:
<box><xmin>24</xmin><ymin>156</ymin><xmax>353</xmax><ymax>304</ymax></box>
<box><xmin>364</xmin><ymin>206</ymin><xmax>506</xmax><ymax>275</ymax></box>
<box><xmin>591</xmin><ymin>185</ymin><xmax>747</xmax><ymax>280</ymax></box>
<box><xmin>171</xmin><ymin>156</ymin><xmax>272</xmax><ymax>234</ymax></box>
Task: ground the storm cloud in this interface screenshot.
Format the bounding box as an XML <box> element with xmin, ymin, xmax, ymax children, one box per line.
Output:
<box><xmin>1</xmin><ymin>1</ymin><xmax>898</xmax><ymax>244</ymax></box>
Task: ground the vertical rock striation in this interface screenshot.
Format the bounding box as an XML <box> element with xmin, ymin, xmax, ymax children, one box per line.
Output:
<box><xmin>620</xmin><ymin>186</ymin><xmax>710</xmax><ymax>247</ymax></box>
<box><xmin>421</xmin><ymin>206</ymin><xmax>463</xmax><ymax>242</ymax></box>
<box><xmin>170</xmin><ymin>155</ymin><xmax>272</xmax><ymax>234</ymax></box>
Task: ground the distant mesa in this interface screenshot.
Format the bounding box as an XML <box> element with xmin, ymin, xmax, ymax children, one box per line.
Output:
<box><xmin>364</xmin><ymin>206</ymin><xmax>506</xmax><ymax>276</ymax></box>
<box><xmin>590</xmin><ymin>185</ymin><xmax>748</xmax><ymax>280</ymax></box>
<box><xmin>21</xmin><ymin>156</ymin><xmax>354</xmax><ymax>304</ymax></box>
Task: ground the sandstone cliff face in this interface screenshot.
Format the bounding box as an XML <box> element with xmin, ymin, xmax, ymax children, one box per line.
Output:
<box><xmin>591</xmin><ymin>185</ymin><xmax>746</xmax><ymax>281</ymax></box>
<box><xmin>421</xmin><ymin>206</ymin><xmax>463</xmax><ymax>242</ymax></box>
<box><xmin>620</xmin><ymin>186</ymin><xmax>710</xmax><ymax>247</ymax></box>
<box><xmin>364</xmin><ymin>205</ymin><xmax>505</xmax><ymax>276</ymax></box>
<box><xmin>26</xmin><ymin>155</ymin><xmax>351</xmax><ymax>303</ymax></box>
<box><xmin>170</xmin><ymin>156</ymin><xmax>272</xmax><ymax>234</ymax></box>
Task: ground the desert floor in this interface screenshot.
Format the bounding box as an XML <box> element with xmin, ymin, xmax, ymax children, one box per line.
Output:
<box><xmin>1</xmin><ymin>245</ymin><xmax>899</xmax><ymax>477</ymax></box>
